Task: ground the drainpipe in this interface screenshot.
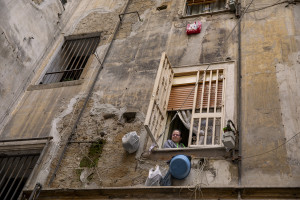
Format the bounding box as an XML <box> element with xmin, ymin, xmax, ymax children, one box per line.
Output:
<box><xmin>237</xmin><ymin>1</ymin><xmax>242</xmax><ymax>199</ymax></box>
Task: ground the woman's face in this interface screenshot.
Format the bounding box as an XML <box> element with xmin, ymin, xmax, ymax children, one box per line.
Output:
<box><xmin>171</xmin><ymin>130</ymin><xmax>182</xmax><ymax>143</ymax></box>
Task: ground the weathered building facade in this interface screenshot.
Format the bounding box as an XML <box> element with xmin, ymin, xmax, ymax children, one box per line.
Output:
<box><xmin>0</xmin><ymin>0</ymin><xmax>299</xmax><ymax>199</ymax></box>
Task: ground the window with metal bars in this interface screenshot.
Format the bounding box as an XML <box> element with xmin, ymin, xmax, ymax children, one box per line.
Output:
<box><xmin>0</xmin><ymin>153</ymin><xmax>40</xmax><ymax>200</ymax></box>
<box><xmin>40</xmin><ymin>34</ymin><xmax>100</xmax><ymax>85</ymax></box>
<box><xmin>186</xmin><ymin>0</ymin><xmax>228</xmax><ymax>15</ymax></box>
<box><xmin>144</xmin><ymin>53</ymin><xmax>235</xmax><ymax>149</ymax></box>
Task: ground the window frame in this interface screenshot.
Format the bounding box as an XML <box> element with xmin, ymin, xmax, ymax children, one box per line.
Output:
<box><xmin>182</xmin><ymin>0</ymin><xmax>231</xmax><ymax>17</ymax></box>
<box><xmin>144</xmin><ymin>52</ymin><xmax>236</xmax><ymax>150</ymax></box>
<box><xmin>39</xmin><ymin>32</ymin><xmax>101</xmax><ymax>85</ymax></box>
<box><xmin>0</xmin><ymin>139</ymin><xmax>48</xmax><ymax>200</ymax></box>
<box><xmin>168</xmin><ymin>69</ymin><xmax>226</xmax><ymax>147</ymax></box>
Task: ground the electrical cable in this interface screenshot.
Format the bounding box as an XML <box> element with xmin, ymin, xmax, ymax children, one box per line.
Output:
<box><xmin>223</xmin><ymin>0</ymin><xmax>255</xmax><ymax>44</ymax></box>
<box><xmin>242</xmin><ymin>131</ymin><xmax>300</xmax><ymax>160</ymax></box>
<box><xmin>246</xmin><ymin>0</ymin><xmax>289</xmax><ymax>13</ymax></box>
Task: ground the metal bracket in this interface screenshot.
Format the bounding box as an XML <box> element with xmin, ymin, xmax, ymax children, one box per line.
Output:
<box><xmin>28</xmin><ymin>183</ymin><xmax>42</xmax><ymax>200</ymax></box>
<box><xmin>119</xmin><ymin>11</ymin><xmax>142</xmax><ymax>22</ymax></box>
<box><xmin>232</xmin><ymin>155</ymin><xmax>242</xmax><ymax>161</ymax></box>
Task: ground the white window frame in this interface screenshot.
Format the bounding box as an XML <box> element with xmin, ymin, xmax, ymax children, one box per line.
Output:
<box><xmin>144</xmin><ymin>52</ymin><xmax>236</xmax><ymax>149</ymax></box>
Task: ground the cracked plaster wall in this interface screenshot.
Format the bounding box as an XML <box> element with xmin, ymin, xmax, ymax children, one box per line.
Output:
<box><xmin>241</xmin><ymin>1</ymin><xmax>300</xmax><ymax>186</ymax></box>
<box><xmin>0</xmin><ymin>0</ymin><xmax>80</xmax><ymax>132</ymax></box>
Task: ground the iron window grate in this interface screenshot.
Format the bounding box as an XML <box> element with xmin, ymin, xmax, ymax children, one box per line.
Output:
<box><xmin>186</xmin><ymin>0</ymin><xmax>227</xmax><ymax>15</ymax></box>
<box><xmin>41</xmin><ymin>35</ymin><xmax>100</xmax><ymax>84</ymax></box>
<box><xmin>0</xmin><ymin>153</ymin><xmax>40</xmax><ymax>200</ymax></box>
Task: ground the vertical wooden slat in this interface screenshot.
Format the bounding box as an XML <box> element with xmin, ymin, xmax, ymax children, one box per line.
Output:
<box><xmin>212</xmin><ymin>70</ymin><xmax>219</xmax><ymax>145</ymax></box>
<box><xmin>219</xmin><ymin>69</ymin><xmax>225</xmax><ymax>145</ymax></box>
<box><xmin>188</xmin><ymin>71</ymin><xmax>200</xmax><ymax>146</ymax></box>
<box><xmin>207</xmin><ymin>70</ymin><xmax>213</xmax><ymax>111</ymax></box>
<box><xmin>200</xmin><ymin>71</ymin><xmax>206</xmax><ymax>114</ymax></box>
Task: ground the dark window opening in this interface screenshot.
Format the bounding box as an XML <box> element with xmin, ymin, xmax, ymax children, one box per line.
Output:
<box><xmin>167</xmin><ymin>111</ymin><xmax>190</xmax><ymax>147</ymax></box>
<box><xmin>0</xmin><ymin>153</ymin><xmax>40</xmax><ymax>200</ymax></box>
<box><xmin>60</xmin><ymin>55</ymin><xmax>89</xmax><ymax>82</ymax></box>
<box><xmin>41</xmin><ymin>35</ymin><xmax>100</xmax><ymax>85</ymax></box>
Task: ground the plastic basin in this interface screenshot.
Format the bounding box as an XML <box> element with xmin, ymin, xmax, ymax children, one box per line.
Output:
<box><xmin>169</xmin><ymin>155</ymin><xmax>191</xmax><ymax>179</ymax></box>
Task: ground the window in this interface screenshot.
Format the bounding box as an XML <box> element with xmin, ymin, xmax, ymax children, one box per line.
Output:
<box><xmin>0</xmin><ymin>153</ymin><xmax>40</xmax><ymax>199</ymax></box>
<box><xmin>185</xmin><ymin>0</ymin><xmax>228</xmax><ymax>16</ymax></box>
<box><xmin>144</xmin><ymin>53</ymin><xmax>235</xmax><ymax>148</ymax></box>
<box><xmin>40</xmin><ymin>34</ymin><xmax>100</xmax><ymax>84</ymax></box>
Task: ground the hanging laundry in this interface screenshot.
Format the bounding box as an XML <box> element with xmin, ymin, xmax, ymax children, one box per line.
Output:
<box><xmin>186</xmin><ymin>21</ymin><xmax>202</xmax><ymax>35</ymax></box>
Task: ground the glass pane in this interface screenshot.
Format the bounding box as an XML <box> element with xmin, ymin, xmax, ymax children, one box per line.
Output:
<box><xmin>191</xmin><ymin>5</ymin><xmax>200</xmax><ymax>15</ymax></box>
<box><xmin>214</xmin><ymin>118</ymin><xmax>221</xmax><ymax>145</ymax></box>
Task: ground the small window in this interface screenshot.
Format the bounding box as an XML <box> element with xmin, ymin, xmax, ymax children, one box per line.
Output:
<box><xmin>144</xmin><ymin>53</ymin><xmax>235</xmax><ymax>149</ymax></box>
<box><xmin>186</xmin><ymin>0</ymin><xmax>228</xmax><ymax>16</ymax></box>
<box><xmin>40</xmin><ymin>34</ymin><xmax>100</xmax><ymax>85</ymax></box>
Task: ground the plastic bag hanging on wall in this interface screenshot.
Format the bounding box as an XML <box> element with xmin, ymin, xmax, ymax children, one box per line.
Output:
<box><xmin>186</xmin><ymin>21</ymin><xmax>201</xmax><ymax>35</ymax></box>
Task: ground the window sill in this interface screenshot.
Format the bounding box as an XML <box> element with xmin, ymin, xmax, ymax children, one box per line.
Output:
<box><xmin>146</xmin><ymin>146</ymin><xmax>231</xmax><ymax>160</ymax></box>
<box><xmin>27</xmin><ymin>79</ymin><xmax>84</xmax><ymax>91</ymax></box>
<box><xmin>180</xmin><ymin>9</ymin><xmax>232</xmax><ymax>19</ymax></box>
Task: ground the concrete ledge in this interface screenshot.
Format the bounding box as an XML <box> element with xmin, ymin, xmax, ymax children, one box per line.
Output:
<box><xmin>146</xmin><ymin>147</ymin><xmax>230</xmax><ymax>160</ymax></box>
<box><xmin>180</xmin><ymin>9</ymin><xmax>232</xmax><ymax>19</ymax></box>
<box><xmin>0</xmin><ymin>137</ymin><xmax>51</xmax><ymax>154</ymax></box>
<box><xmin>27</xmin><ymin>79</ymin><xmax>84</xmax><ymax>91</ymax></box>
<box><xmin>23</xmin><ymin>186</ymin><xmax>300</xmax><ymax>199</ymax></box>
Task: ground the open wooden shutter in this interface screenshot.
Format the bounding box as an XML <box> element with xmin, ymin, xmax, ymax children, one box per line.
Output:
<box><xmin>144</xmin><ymin>52</ymin><xmax>174</xmax><ymax>146</ymax></box>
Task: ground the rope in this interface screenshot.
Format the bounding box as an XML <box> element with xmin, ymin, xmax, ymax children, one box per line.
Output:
<box><xmin>186</xmin><ymin>158</ymin><xmax>207</xmax><ymax>199</ymax></box>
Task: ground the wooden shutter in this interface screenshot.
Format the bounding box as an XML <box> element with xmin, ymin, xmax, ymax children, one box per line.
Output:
<box><xmin>167</xmin><ymin>80</ymin><xmax>223</xmax><ymax>111</ymax></box>
<box><xmin>144</xmin><ymin>52</ymin><xmax>174</xmax><ymax>145</ymax></box>
<box><xmin>167</xmin><ymin>85</ymin><xmax>195</xmax><ymax>111</ymax></box>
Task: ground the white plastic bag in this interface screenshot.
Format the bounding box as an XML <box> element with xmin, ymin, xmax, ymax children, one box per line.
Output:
<box><xmin>122</xmin><ymin>131</ymin><xmax>140</xmax><ymax>153</ymax></box>
<box><xmin>145</xmin><ymin>165</ymin><xmax>162</xmax><ymax>186</ymax></box>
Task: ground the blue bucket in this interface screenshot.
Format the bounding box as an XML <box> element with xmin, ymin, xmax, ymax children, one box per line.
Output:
<box><xmin>169</xmin><ymin>155</ymin><xmax>191</xmax><ymax>180</ymax></box>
